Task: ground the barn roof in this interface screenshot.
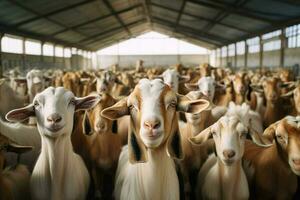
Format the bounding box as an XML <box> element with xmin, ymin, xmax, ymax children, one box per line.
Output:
<box><xmin>1</xmin><ymin>0</ymin><xmax>300</xmax><ymax>51</ymax></box>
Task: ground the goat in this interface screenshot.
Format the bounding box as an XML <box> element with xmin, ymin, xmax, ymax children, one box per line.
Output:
<box><xmin>159</xmin><ymin>69</ymin><xmax>189</xmax><ymax>93</ymax></box>
<box><xmin>6</xmin><ymin>87</ymin><xmax>100</xmax><ymax>200</ymax></box>
<box><xmin>243</xmin><ymin>116</ymin><xmax>300</xmax><ymax>199</ymax></box>
<box><xmin>189</xmin><ymin>103</ymin><xmax>259</xmax><ymax>200</ymax></box>
<box><xmin>0</xmin><ymin>79</ymin><xmax>27</xmax><ymax>119</ymax></box>
<box><xmin>0</xmin><ymin>133</ymin><xmax>32</xmax><ymax>200</ymax></box>
<box><xmin>101</xmin><ymin>78</ymin><xmax>210</xmax><ymax>200</ymax></box>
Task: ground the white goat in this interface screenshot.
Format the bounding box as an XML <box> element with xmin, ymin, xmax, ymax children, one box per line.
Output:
<box><xmin>189</xmin><ymin>103</ymin><xmax>257</xmax><ymax>200</ymax></box>
<box><xmin>0</xmin><ymin>79</ymin><xmax>27</xmax><ymax>119</ymax></box>
<box><xmin>159</xmin><ymin>69</ymin><xmax>189</xmax><ymax>93</ymax></box>
<box><xmin>185</xmin><ymin>76</ymin><xmax>225</xmax><ymax>102</ymax></box>
<box><xmin>101</xmin><ymin>79</ymin><xmax>210</xmax><ymax>200</ymax></box>
<box><xmin>26</xmin><ymin>69</ymin><xmax>45</xmax><ymax>102</ymax></box>
<box><xmin>6</xmin><ymin>87</ymin><xmax>100</xmax><ymax>200</ymax></box>
<box><xmin>0</xmin><ymin>118</ymin><xmax>40</xmax><ymax>170</ymax></box>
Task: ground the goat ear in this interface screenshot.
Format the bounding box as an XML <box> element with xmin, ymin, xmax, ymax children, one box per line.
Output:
<box><xmin>0</xmin><ymin>79</ymin><xmax>5</xmax><ymax>85</ymax></box>
<box><xmin>101</xmin><ymin>97</ymin><xmax>129</xmax><ymax>120</ymax></box>
<box><xmin>249</xmin><ymin>120</ymin><xmax>277</xmax><ymax>147</ymax></box>
<box><xmin>5</xmin><ymin>104</ymin><xmax>35</xmax><ymax>122</ymax></box>
<box><xmin>128</xmin><ymin>128</ymin><xmax>147</xmax><ymax>164</ymax></box>
<box><xmin>82</xmin><ymin>111</ymin><xmax>93</xmax><ymax>135</ymax></box>
<box><xmin>166</xmin><ymin>119</ymin><xmax>184</xmax><ymax>160</ymax></box>
<box><xmin>179</xmin><ymin>75</ymin><xmax>190</xmax><ymax>83</ymax></box>
<box><xmin>6</xmin><ymin>142</ymin><xmax>33</xmax><ymax>154</ymax></box>
<box><xmin>189</xmin><ymin>126</ymin><xmax>212</xmax><ymax>145</ymax></box>
<box><xmin>75</xmin><ymin>95</ymin><xmax>100</xmax><ymax>111</ymax></box>
<box><xmin>177</xmin><ymin>95</ymin><xmax>211</xmax><ymax>114</ymax></box>
<box><xmin>184</xmin><ymin>83</ymin><xmax>198</xmax><ymax>91</ymax></box>
<box><xmin>250</xmin><ymin>84</ymin><xmax>264</xmax><ymax>93</ymax></box>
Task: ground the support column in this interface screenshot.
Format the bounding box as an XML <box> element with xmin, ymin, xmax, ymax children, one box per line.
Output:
<box><xmin>226</xmin><ymin>46</ymin><xmax>229</xmax><ymax>67</ymax></box>
<box><xmin>234</xmin><ymin>43</ymin><xmax>237</xmax><ymax>69</ymax></box>
<box><xmin>63</xmin><ymin>47</ymin><xmax>66</xmax><ymax>69</ymax></box>
<box><xmin>22</xmin><ymin>38</ymin><xmax>26</xmax><ymax>71</ymax></box>
<box><xmin>220</xmin><ymin>49</ymin><xmax>223</xmax><ymax>67</ymax></box>
<box><xmin>244</xmin><ymin>41</ymin><xmax>248</xmax><ymax>69</ymax></box>
<box><xmin>53</xmin><ymin>44</ymin><xmax>56</xmax><ymax>67</ymax></box>
<box><xmin>280</xmin><ymin>28</ymin><xmax>286</xmax><ymax>68</ymax></box>
<box><xmin>40</xmin><ymin>41</ymin><xmax>44</xmax><ymax>64</ymax></box>
<box><xmin>259</xmin><ymin>36</ymin><xmax>263</xmax><ymax>72</ymax></box>
<box><xmin>0</xmin><ymin>34</ymin><xmax>3</xmax><ymax>78</ymax></box>
<box><xmin>215</xmin><ymin>50</ymin><xmax>217</xmax><ymax>67</ymax></box>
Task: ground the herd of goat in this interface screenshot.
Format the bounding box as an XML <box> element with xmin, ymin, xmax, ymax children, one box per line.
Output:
<box><xmin>0</xmin><ymin>63</ymin><xmax>300</xmax><ymax>200</ymax></box>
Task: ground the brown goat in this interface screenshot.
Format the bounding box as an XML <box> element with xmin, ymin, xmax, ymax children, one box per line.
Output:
<box><xmin>244</xmin><ymin>116</ymin><xmax>300</xmax><ymax>200</ymax></box>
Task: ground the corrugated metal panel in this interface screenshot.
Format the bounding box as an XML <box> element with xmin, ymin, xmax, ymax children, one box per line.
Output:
<box><xmin>78</xmin><ymin>16</ymin><xmax>120</xmax><ymax>35</ymax></box>
<box><xmin>180</xmin><ymin>15</ymin><xmax>209</xmax><ymax>30</ymax></box>
<box><xmin>185</xmin><ymin>2</ymin><xmax>219</xmax><ymax>19</ymax></box>
<box><xmin>19</xmin><ymin>0</ymin><xmax>84</xmax><ymax>14</ymax></box>
<box><xmin>208</xmin><ymin>24</ymin><xmax>245</xmax><ymax>40</ymax></box>
<box><xmin>152</xmin><ymin>0</ymin><xmax>182</xmax><ymax>11</ymax></box>
<box><xmin>49</xmin><ymin>9</ymin><xmax>89</xmax><ymax>27</ymax></box>
<box><xmin>20</xmin><ymin>19</ymin><xmax>64</xmax><ymax>35</ymax></box>
<box><xmin>119</xmin><ymin>9</ymin><xmax>144</xmax><ymax>24</ymax></box>
<box><xmin>222</xmin><ymin>14</ymin><xmax>269</xmax><ymax>31</ymax></box>
<box><xmin>0</xmin><ymin>1</ymin><xmax>36</xmax><ymax>24</ymax></box>
<box><xmin>110</xmin><ymin>0</ymin><xmax>140</xmax><ymax>11</ymax></box>
<box><xmin>151</xmin><ymin>6</ymin><xmax>178</xmax><ymax>23</ymax></box>
<box><xmin>75</xmin><ymin>1</ymin><xmax>111</xmax><ymax>19</ymax></box>
<box><xmin>55</xmin><ymin>30</ymin><xmax>86</xmax><ymax>42</ymax></box>
<box><xmin>245</xmin><ymin>0</ymin><xmax>300</xmax><ymax>20</ymax></box>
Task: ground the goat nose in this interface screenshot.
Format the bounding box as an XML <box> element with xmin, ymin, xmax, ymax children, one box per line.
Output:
<box><xmin>47</xmin><ymin>113</ymin><xmax>62</xmax><ymax>123</ymax></box>
<box><xmin>223</xmin><ymin>150</ymin><xmax>236</xmax><ymax>159</ymax></box>
<box><xmin>143</xmin><ymin>119</ymin><xmax>161</xmax><ymax>130</ymax></box>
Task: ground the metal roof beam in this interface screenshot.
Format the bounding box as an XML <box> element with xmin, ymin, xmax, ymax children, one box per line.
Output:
<box><xmin>141</xmin><ymin>0</ymin><xmax>152</xmax><ymax>24</ymax></box>
<box><xmin>174</xmin><ymin>0</ymin><xmax>187</xmax><ymax>31</ymax></box>
<box><xmin>14</xmin><ymin>0</ymin><xmax>97</xmax><ymax>27</ymax></box>
<box><xmin>7</xmin><ymin>0</ymin><xmax>89</xmax><ymax>38</ymax></box>
<box><xmin>224</xmin><ymin>17</ymin><xmax>300</xmax><ymax>46</ymax></box>
<box><xmin>52</xmin><ymin>3</ymin><xmax>141</xmax><ymax>36</ymax></box>
<box><xmin>102</xmin><ymin>0</ymin><xmax>132</xmax><ymax>36</ymax></box>
<box><xmin>188</xmin><ymin>0</ymin><xmax>275</xmax><ymax>23</ymax></box>
<box><xmin>79</xmin><ymin>18</ymin><xmax>146</xmax><ymax>44</ymax></box>
<box><xmin>151</xmin><ymin>2</ymin><xmax>253</xmax><ymax>34</ymax></box>
<box><xmin>152</xmin><ymin>17</ymin><xmax>225</xmax><ymax>46</ymax></box>
<box><xmin>202</xmin><ymin>0</ymin><xmax>249</xmax><ymax>32</ymax></box>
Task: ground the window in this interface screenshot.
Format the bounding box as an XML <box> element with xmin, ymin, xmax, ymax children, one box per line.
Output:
<box><xmin>262</xmin><ymin>30</ymin><xmax>281</xmax><ymax>51</ymax></box>
<box><xmin>25</xmin><ymin>39</ymin><xmax>41</xmax><ymax>55</ymax></box>
<box><xmin>72</xmin><ymin>47</ymin><xmax>77</xmax><ymax>54</ymax></box>
<box><xmin>64</xmin><ymin>48</ymin><xmax>71</xmax><ymax>58</ymax></box>
<box><xmin>221</xmin><ymin>46</ymin><xmax>227</xmax><ymax>57</ymax></box>
<box><xmin>262</xmin><ymin>30</ymin><xmax>281</xmax><ymax>40</ymax></box>
<box><xmin>77</xmin><ymin>49</ymin><xmax>83</xmax><ymax>55</ymax></box>
<box><xmin>228</xmin><ymin>44</ymin><xmax>235</xmax><ymax>56</ymax></box>
<box><xmin>55</xmin><ymin>46</ymin><xmax>63</xmax><ymax>57</ymax></box>
<box><xmin>247</xmin><ymin>37</ymin><xmax>260</xmax><ymax>53</ymax></box>
<box><xmin>43</xmin><ymin>43</ymin><xmax>54</xmax><ymax>56</ymax></box>
<box><xmin>2</xmin><ymin>35</ymin><xmax>23</xmax><ymax>54</ymax></box>
<box><xmin>98</xmin><ymin>31</ymin><xmax>208</xmax><ymax>55</ymax></box>
<box><xmin>236</xmin><ymin>41</ymin><xmax>245</xmax><ymax>55</ymax></box>
<box><xmin>286</xmin><ymin>24</ymin><xmax>300</xmax><ymax>48</ymax></box>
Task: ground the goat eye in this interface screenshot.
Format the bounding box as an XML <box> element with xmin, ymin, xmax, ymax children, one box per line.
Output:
<box><xmin>168</xmin><ymin>101</ymin><xmax>177</xmax><ymax>109</ymax></box>
<box><xmin>276</xmin><ymin>135</ymin><xmax>284</xmax><ymax>140</ymax></box>
<box><xmin>34</xmin><ymin>101</ymin><xmax>39</xmax><ymax>107</ymax></box>
<box><xmin>69</xmin><ymin>99</ymin><xmax>76</xmax><ymax>106</ymax></box>
<box><xmin>211</xmin><ymin>131</ymin><xmax>217</xmax><ymax>136</ymax></box>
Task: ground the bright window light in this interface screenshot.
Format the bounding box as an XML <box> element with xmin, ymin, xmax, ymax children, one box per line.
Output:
<box><xmin>43</xmin><ymin>43</ymin><xmax>54</xmax><ymax>56</ymax></box>
<box><xmin>2</xmin><ymin>35</ymin><xmax>23</xmax><ymax>54</ymax></box>
<box><xmin>55</xmin><ymin>46</ymin><xmax>63</xmax><ymax>57</ymax></box>
<box><xmin>97</xmin><ymin>31</ymin><xmax>209</xmax><ymax>55</ymax></box>
<box><xmin>77</xmin><ymin>49</ymin><xmax>83</xmax><ymax>55</ymax></box>
<box><xmin>64</xmin><ymin>48</ymin><xmax>71</xmax><ymax>58</ymax></box>
<box><xmin>72</xmin><ymin>47</ymin><xmax>77</xmax><ymax>54</ymax></box>
<box><xmin>25</xmin><ymin>39</ymin><xmax>41</xmax><ymax>55</ymax></box>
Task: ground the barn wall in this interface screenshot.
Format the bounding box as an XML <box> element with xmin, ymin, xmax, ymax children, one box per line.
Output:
<box><xmin>97</xmin><ymin>54</ymin><xmax>209</xmax><ymax>69</ymax></box>
<box><xmin>1</xmin><ymin>52</ymin><xmax>92</xmax><ymax>75</ymax></box>
<box><xmin>217</xmin><ymin>47</ymin><xmax>300</xmax><ymax>69</ymax></box>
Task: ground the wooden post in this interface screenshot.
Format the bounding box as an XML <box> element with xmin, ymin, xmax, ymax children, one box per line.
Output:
<box><xmin>22</xmin><ymin>38</ymin><xmax>26</xmax><ymax>71</ymax></box>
